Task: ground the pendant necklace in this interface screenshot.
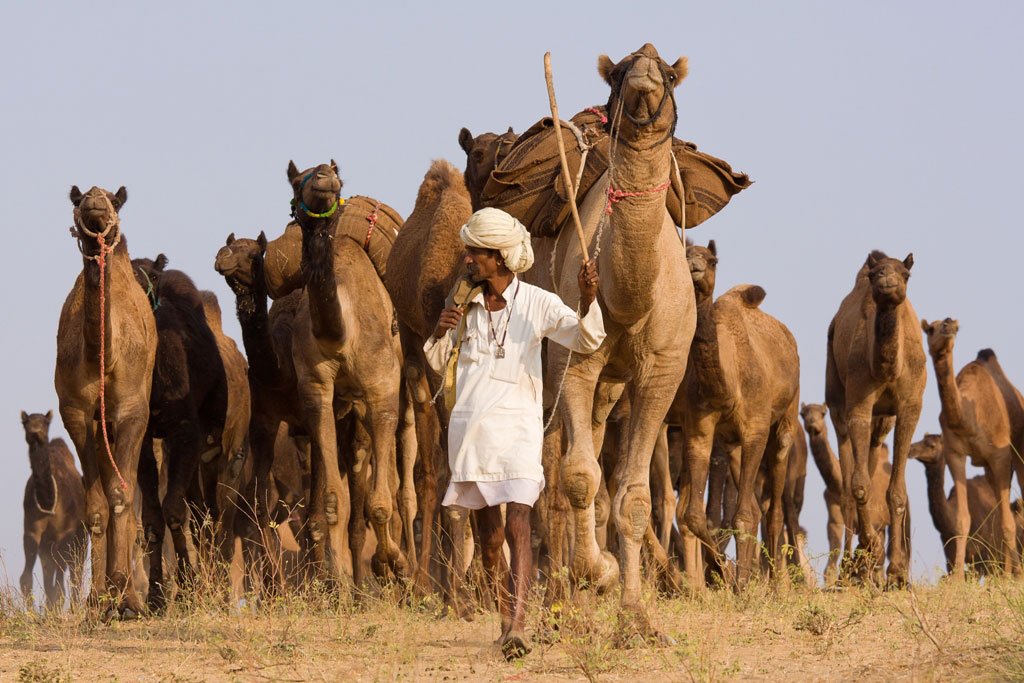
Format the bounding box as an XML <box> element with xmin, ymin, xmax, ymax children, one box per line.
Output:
<box><xmin>486</xmin><ymin>279</ymin><xmax>520</xmax><ymax>359</ymax></box>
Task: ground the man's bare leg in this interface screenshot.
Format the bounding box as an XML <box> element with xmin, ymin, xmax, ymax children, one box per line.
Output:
<box><xmin>475</xmin><ymin>506</ymin><xmax>511</xmax><ymax>636</ymax></box>
<box><xmin>501</xmin><ymin>502</ymin><xmax>533</xmax><ymax>660</ymax></box>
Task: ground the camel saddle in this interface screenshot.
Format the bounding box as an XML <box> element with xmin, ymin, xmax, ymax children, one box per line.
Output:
<box><xmin>480</xmin><ymin>106</ymin><xmax>752</xmax><ymax>237</ymax></box>
<box><xmin>263</xmin><ymin>195</ymin><xmax>403</xmax><ymax>299</ymax></box>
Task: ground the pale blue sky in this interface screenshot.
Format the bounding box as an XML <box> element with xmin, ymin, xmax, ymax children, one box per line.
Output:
<box><xmin>2</xmin><ymin>1</ymin><xmax>1022</xmax><ymax>583</ymax></box>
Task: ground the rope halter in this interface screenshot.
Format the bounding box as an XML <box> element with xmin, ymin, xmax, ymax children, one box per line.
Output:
<box><xmin>292</xmin><ymin>170</ymin><xmax>345</xmax><ymax>219</ymax></box>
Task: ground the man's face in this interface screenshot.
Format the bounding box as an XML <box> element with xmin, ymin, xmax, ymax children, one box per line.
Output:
<box><xmin>464</xmin><ymin>246</ymin><xmax>501</xmax><ymax>283</ymax></box>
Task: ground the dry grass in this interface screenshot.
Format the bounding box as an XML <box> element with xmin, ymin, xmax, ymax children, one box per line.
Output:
<box><xmin>2</xmin><ymin>558</ymin><xmax>1024</xmax><ymax>682</ymax></box>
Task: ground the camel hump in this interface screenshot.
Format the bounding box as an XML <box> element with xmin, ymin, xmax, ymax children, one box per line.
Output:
<box><xmin>734</xmin><ymin>284</ymin><xmax>766</xmax><ymax>308</ymax></box>
<box><xmin>977</xmin><ymin>348</ymin><xmax>997</xmax><ymax>362</ymax></box>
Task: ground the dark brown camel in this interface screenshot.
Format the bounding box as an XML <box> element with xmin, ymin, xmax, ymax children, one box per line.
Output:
<box><xmin>131</xmin><ymin>254</ymin><xmax>228</xmax><ymax>611</ymax></box>
<box><xmin>288</xmin><ymin>160</ymin><xmax>406</xmax><ymax>584</ymax></box>
<box><xmin>826</xmin><ymin>251</ymin><xmax>925</xmax><ymax>587</ymax></box>
<box><xmin>20</xmin><ymin>411</ymin><xmax>87</xmax><ymax>610</ymax></box>
<box><xmin>215</xmin><ymin>232</ymin><xmax>306</xmax><ymax>591</ymax></box>
<box><xmin>56</xmin><ymin>185</ymin><xmax>157</xmax><ymax>618</ymax></box>
<box><xmin>459</xmin><ymin>127</ymin><xmax>517</xmax><ymax>210</ymax></box>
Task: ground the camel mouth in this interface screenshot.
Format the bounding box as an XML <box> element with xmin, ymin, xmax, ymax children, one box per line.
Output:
<box><xmin>25</xmin><ymin>433</ymin><xmax>47</xmax><ymax>448</ymax></box>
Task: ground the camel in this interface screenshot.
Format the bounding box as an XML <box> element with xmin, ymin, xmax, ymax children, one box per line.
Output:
<box><xmin>528</xmin><ymin>44</ymin><xmax>695</xmax><ymax>639</ymax></box>
<box><xmin>909</xmin><ymin>433</ymin><xmax>1024</xmax><ymax>576</ymax></box>
<box><xmin>921</xmin><ymin>318</ymin><xmax>1024</xmax><ymax>577</ymax></box>
<box><xmin>287</xmin><ymin>160</ymin><xmax>406</xmax><ymax>584</ymax></box>
<box><xmin>130</xmin><ymin>254</ymin><xmax>228</xmax><ymax>609</ymax></box>
<box><xmin>215</xmin><ymin>232</ymin><xmax>307</xmax><ymax>590</ymax></box>
<box><xmin>669</xmin><ymin>240</ymin><xmax>800</xmax><ymax>590</ymax></box>
<box><xmin>826</xmin><ymin>251</ymin><xmax>925</xmax><ymax>587</ymax></box>
<box><xmin>19</xmin><ymin>410</ymin><xmax>87</xmax><ymax>609</ymax></box>
<box><xmin>459</xmin><ymin>127</ymin><xmax>517</xmax><ymax>210</ymax></box>
<box><xmin>56</xmin><ymin>185</ymin><xmax>157</xmax><ymax>618</ymax></box>
<box><xmin>800</xmin><ymin>402</ymin><xmax>894</xmax><ymax>586</ymax></box>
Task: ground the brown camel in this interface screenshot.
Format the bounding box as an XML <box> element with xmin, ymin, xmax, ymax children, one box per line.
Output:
<box><xmin>909</xmin><ymin>433</ymin><xmax>1024</xmax><ymax>576</ymax></box>
<box><xmin>19</xmin><ymin>411</ymin><xmax>87</xmax><ymax>609</ymax></box>
<box><xmin>921</xmin><ymin>318</ymin><xmax>1024</xmax><ymax>577</ymax></box>
<box><xmin>459</xmin><ymin>127</ymin><xmax>517</xmax><ymax>210</ymax></box>
<box><xmin>800</xmin><ymin>402</ymin><xmax>893</xmax><ymax>586</ymax></box>
<box><xmin>670</xmin><ymin>240</ymin><xmax>800</xmax><ymax>590</ymax></box>
<box><xmin>384</xmin><ymin>158</ymin><xmax>474</xmax><ymax>603</ymax></box>
<box><xmin>130</xmin><ymin>254</ymin><xmax>228</xmax><ymax>609</ymax></box>
<box><xmin>532</xmin><ymin>45</ymin><xmax>696</xmax><ymax>639</ymax></box>
<box><xmin>826</xmin><ymin>251</ymin><xmax>925</xmax><ymax>587</ymax></box>
<box><xmin>56</xmin><ymin>185</ymin><xmax>157</xmax><ymax>618</ymax></box>
<box><xmin>287</xmin><ymin>160</ymin><xmax>406</xmax><ymax>584</ymax></box>
<box><xmin>215</xmin><ymin>232</ymin><xmax>307</xmax><ymax>590</ymax></box>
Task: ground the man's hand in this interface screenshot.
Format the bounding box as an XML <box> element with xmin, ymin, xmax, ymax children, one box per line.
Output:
<box><xmin>577</xmin><ymin>259</ymin><xmax>599</xmax><ymax>313</ymax></box>
<box><xmin>433</xmin><ymin>305</ymin><xmax>463</xmax><ymax>340</ymax></box>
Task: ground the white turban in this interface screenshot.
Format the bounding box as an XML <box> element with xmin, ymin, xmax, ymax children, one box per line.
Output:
<box><xmin>460</xmin><ymin>207</ymin><xmax>535</xmax><ymax>273</ymax></box>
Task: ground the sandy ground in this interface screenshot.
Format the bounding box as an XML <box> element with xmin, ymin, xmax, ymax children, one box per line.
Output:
<box><xmin>2</xmin><ymin>578</ymin><xmax>1021</xmax><ymax>682</ymax></box>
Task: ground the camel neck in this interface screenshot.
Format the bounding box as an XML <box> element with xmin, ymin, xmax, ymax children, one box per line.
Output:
<box><xmin>233</xmin><ymin>269</ymin><xmax>279</xmax><ymax>386</ymax></box>
<box><xmin>601</xmin><ymin>132</ymin><xmax>673</xmax><ymax>324</ymax></box>
<box><xmin>690</xmin><ymin>295</ymin><xmax>729</xmax><ymax>403</ymax></box>
<box><xmin>81</xmin><ymin>245</ymin><xmax>128</xmax><ymax>362</ymax></box>
<box><xmin>299</xmin><ymin>217</ymin><xmax>344</xmax><ymax>341</ymax></box>
<box><xmin>919</xmin><ymin>458</ymin><xmax>956</xmax><ymax>543</ymax></box>
<box><xmin>806</xmin><ymin>431</ymin><xmax>842</xmax><ymax>494</ymax></box>
<box><xmin>28</xmin><ymin>443</ymin><xmax>56</xmax><ymax>513</ymax></box>
<box><xmin>930</xmin><ymin>349</ymin><xmax>965</xmax><ymax>429</ymax></box>
<box><xmin>870</xmin><ymin>304</ymin><xmax>903</xmax><ymax>382</ymax></box>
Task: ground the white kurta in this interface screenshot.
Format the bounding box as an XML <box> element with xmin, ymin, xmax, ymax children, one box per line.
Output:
<box><xmin>424</xmin><ymin>277</ymin><xmax>606</xmax><ymax>509</ymax></box>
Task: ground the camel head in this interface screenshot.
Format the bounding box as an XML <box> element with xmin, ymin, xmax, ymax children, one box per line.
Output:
<box><xmin>908</xmin><ymin>433</ymin><xmax>944</xmax><ymax>464</ymax></box>
<box><xmin>685</xmin><ymin>239</ymin><xmax>717</xmax><ymax>301</ymax></box>
<box><xmin>287</xmin><ymin>160</ymin><xmax>343</xmax><ymax>223</ymax></box>
<box><xmin>921</xmin><ymin>317</ymin><xmax>959</xmax><ymax>358</ymax></box>
<box><xmin>597</xmin><ymin>43</ymin><xmax>687</xmax><ymax>140</ymax></box>
<box><xmin>20</xmin><ymin>410</ymin><xmax>52</xmax><ymax>450</ymax></box>
<box><xmin>458</xmin><ymin>126</ymin><xmax>516</xmax><ymax>208</ymax></box>
<box><xmin>131</xmin><ymin>254</ymin><xmax>168</xmax><ymax>310</ymax></box>
<box><xmin>865</xmin><ymin>251</ymin><xmax>913</xmax><ymax>307</ymax></box>
<box><xmin>69</xmin><ymin>185</ymin><xmax>127</xmax><ymax>253</ymax></box>
<box><xmin>215</xmin><ymin>232</ymin><xmax>268</xmax><ymax>294</ymax></box>
<box><xmin>799</xmin><ymin>403</ymin><xmax>829</xmax><ymax>438</ymax></box>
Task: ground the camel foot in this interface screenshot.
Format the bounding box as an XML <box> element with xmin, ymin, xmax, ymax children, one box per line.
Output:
<box><xmin>438</xmin><ymin>599</ymin><xmax>474</xmax><ymax>622</ymax></box>
<box><xmin>613</xmin><ymin>605</ymin><xmax>672</xmax><ymax>649</ymax></box>
<box><xmin>885</xmin><ymin>572</ymin><xmax>909</xmax><ymax>591</ymax></box>
<box><xmin>499</xmin><ymin>632</ymin><xmax>531</xmax><ymax>661</ymax></box>
<box><xmin>147</xmin><ymin>589</ymin><xmax>167</xmax><ymax>616</ymax></box>
<box><xmin>589</xmin><ymin>550</ymin><xmax>620</xmax><ymax>595</ymax></box>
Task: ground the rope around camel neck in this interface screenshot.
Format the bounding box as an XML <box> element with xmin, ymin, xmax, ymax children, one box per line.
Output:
<box><xmin>72</xmin><ymin>196</ymin><xmax>129</xmax><ymax>491</ymax></box>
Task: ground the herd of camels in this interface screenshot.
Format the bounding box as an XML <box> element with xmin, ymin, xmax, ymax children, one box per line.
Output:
<box><xmin>18</xmin><ymin>44</ymin><xmax>1024</xmax><ymax>641</ymax></box>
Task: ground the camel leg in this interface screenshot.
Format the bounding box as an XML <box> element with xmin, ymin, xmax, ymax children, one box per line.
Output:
<box><xmin>540</xmin><ymin>412</ymin><xmax>569</xmax><ymax>606</ymax></box>
<box><xmin>946</xmin><ymin>451</ymin><xmax>970</xmax><ymax>581</ymax></box>
<box><xmin>557</xmin><ymin>351</ymin><xmax>617</xmax><ymax>592</ymax></box>
<box><xmin>40</xmin><ymin>551</ymin><xmax>58</xmax><ymax>611</ymax></box>
<box><xmin>245</xmin><ymin>416</ymin><xmax>282</xmax><ymax>594</ymax></box>
<box><xmin>441</xmin><ymin>505</ymin><xmax>473</xmax><ymax>619</ymax></box>
<box><xmin>364</xmin><ymin>396</ymin><xmax>407</xmax><ymax>580</ymax></box>
<box><xmin>730</xmin><ymin>427</ymin><xmax>771</xmax><ymax>591</ymax></box>
<box><xmin>138</xmin><ymin>436</ymin><xmax>166</xmax><ymax>611</ymax></box>
<box><xmin>832</xmin><ymin>421</ymin><xmax>857</xmax><ymax>578</ymax></box>
<box><xmin>612</xmin><ymin>379</ymin><xmax>681</xmax><ymax>641</ymax></box>
<box><xmin>885</xmin><ymin>403</ymin><xmax>920</xmax><ymax>588</ymax></box>
<box><xmin>824</xmin><ymin>496</ymin><xmax>843</xmax><ymax>587</ymax></box>
<box><xmin>682</xmin><ymin>412</ymin><xmax>722</xmax><ymax>584</ymax></box>
<box><xmin>764</xmin><ymin>417</ymin><xmax>794</xmax><ymax>581</ymax></box>
<box><xmin>411</xmin><ymin>393</ymin><xmax>441</xmax><ymax>596</ymax></box>
<box><xmin>845</xmin><ymin>405</ymin><xmax>881</xmax><ymax>581</ymax></box>
<box><xmin>20</xmin><ymin>532</ymin><xmax>39</xmax><ymax>606</ymax></box>
<box><xmin>986</xmin><ymin>457</ymin><xmax>1020</xmax><ymax>576</ymax></box>
<box><xmin>67</xmin><ymin>411</ymin><xmax>111</xmax><ymax>611</ymax></box>
<box><xmin>344</xmin><ymin>416</ymin><xmax>370</xmax><ymax>587</ymax></box>
<box><xmin>651</xmin><ymin>425</ymin><xmax>673</xmax><ymax>551</ymax></box>
<box><xmin>159</xmin><ymin>415</ymin><xmax>202</xmax><ymax>595</ymax></box>
<box><xmin>398</xmin><ymin>381</ymin><xmax>419</xmax><ymax>574</ymax></box>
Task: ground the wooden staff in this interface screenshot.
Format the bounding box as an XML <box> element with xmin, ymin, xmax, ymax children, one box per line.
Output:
<box><xmin>544</xmin><ymin>52</ymin><xmax>589</xmax><ymax>262</ymax></box>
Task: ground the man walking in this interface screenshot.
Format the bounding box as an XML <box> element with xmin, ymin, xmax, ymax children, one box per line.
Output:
<box><xmin>425</xmin><ymin>207</ymin><xmax>605</xmax><ymax>660</ymax></box>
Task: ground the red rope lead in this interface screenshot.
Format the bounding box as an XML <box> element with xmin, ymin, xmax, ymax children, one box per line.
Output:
<box><xmin>604</xmin><ymin>180</ymin><xmax>671</xmax><ymax>215</ymax></box>
<box><xmin>95</xmin><ymin>233</ymin><xmax>129</xmax><ymax>492</ymax></box>
<box><xmin>585</xmin><ymin>107</ymin><xmax>609</xmax><ymax>125</ymax></box>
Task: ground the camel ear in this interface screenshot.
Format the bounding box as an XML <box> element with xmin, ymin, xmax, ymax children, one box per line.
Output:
<box><xmin>154</xmin><ymin>254</ymin><xmax>168</xmax><ymax>271</ymax></box>
<box><xmin>69</xmin><ymin>186</ymin><xmax>83</xmax><ymax>206</ymax></box>
<box><xmin>44</xmin><ymin>410</ymin><xmax>52</xmax><ymax>424</ymax></box>
<box><xmin>903</xmin><ymin>253</ymin><xmax>914</xmax><ymax>271</ymax></box>
<box><xmin>670</xmin><ymin>57</ymin><xmax>689</xmax><ymax>85</ymax></box>
<box><xmin>458</xmin><ymin>128</ymin><xmax>473</xmax><ymax>155</ymax></box>
<box><xmin>330</xmin><ymin>159</ymin><xmax>339</xmax><ymax>174</ymax></box>
<box><xmin>921</xmin><ymin>319</ymin><xmax>932</xmax><ymax>333</ymax></box>
<box><xmin>226</xmin><ymin>233</ymin><xmax>235</xmax><ymax>246</ymax></box>
<box><xmin>866</xmin><ymin>251</ymin><xmax>881</xmax><ymax>268</ymax></box>
<box><xmin>800</xmin><ymin>402</ymin><xmax>806</xmax><ymax>411</ymax></box>
<box><xmin>20</xmin><ymin>411</ymin><xmax>28</xmax><ymax>424</ymax></box>
<box><xmin>951</xmin><ymin>319</ymin><xmax>960</xmax><ymax>333</ymax></box>
<box><xmin>257</xmin><ymin>231</ymin><xmax>268</xmax><ymax>253</ymax></box>
<box><xmin>114</xmin><ymin>186</ymin><xmax>128</xmax><ymax>208</ymax></box>
<box><xmin>708</xmin><ymin>240</ymin><xmax>717</xmax><ymax>256</ymax></box>
<box><xmin>287</xmin><ymin>160</ymin><xmax>301</xmax><ymax>184</ymax></box>
<box><xmin>506</xmin><ymin>126</ymin><xmax>514</xmax><ymax>135</ymax></box>
<box><xmin>597</xmin><ymin>55</ymin><xmax>616</xmax><ymax>85</ymax></box>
